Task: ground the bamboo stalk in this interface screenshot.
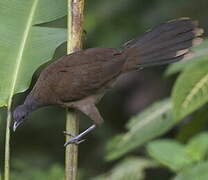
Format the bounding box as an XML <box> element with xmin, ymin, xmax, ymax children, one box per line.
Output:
<box><xmin>4</xmin><ymin>108</ymin><xmax>11</xmax><ymax>180</ymax></box>
<box><xmin>4</xmin><ymin>95</ymin><xmax>13</xmax><ymax>180</ymax></box>
<box><xmin>65</xmin><ymin>0</ymin><xmax>85</xmax><ymax>180</ymax></box>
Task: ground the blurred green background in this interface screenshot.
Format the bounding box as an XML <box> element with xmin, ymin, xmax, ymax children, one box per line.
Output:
<box><xmin>0</xmin><ymin>0</ymin><xmax>208</xmax><ymax>179</ymax></box>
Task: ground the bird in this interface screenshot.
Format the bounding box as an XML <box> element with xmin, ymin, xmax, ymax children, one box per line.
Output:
<box><xmin>13</xmin><ymin>18</ymin><xmax>203</xmax><ymax>146</ymax></box>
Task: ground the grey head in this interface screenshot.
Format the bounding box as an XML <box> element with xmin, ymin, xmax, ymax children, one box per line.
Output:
<box><xmin>13</xmin><ymin>104</ymin><xmax>32</xmax><ymax>131</ymax></box>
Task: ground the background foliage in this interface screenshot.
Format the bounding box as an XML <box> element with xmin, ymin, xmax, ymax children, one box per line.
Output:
<box><xmin>0</xmin><ymin>0</ymin><xmax>208</xmax><ymax>179</ymax></box>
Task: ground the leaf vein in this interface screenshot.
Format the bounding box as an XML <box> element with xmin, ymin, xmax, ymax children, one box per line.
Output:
<box><xmin>122</xmin><ymin>102</ymin><xmax>171</xmax><ymax>141</ymax></box>
<box><xmin>182</xmin><ymin>73</ymin><xmax>208</xmax><ymax>108</ymax></box>
<box><xmin>8</xmin><ymin>0</ymin><xmax>38</xmax><ymax>107</ymax></box>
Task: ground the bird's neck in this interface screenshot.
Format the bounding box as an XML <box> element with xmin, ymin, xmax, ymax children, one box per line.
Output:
<box><xmin>23</xmin><ymin>95</ymin><xmax>39</xmax><ymax>111</ymax></box>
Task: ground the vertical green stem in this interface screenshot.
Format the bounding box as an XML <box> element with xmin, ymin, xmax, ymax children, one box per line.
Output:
<box><xmin>65</xmin><ymin>0</ymin><xmax>84</xmax><ymax>180</ymax></box>
<box><xmin>65</xmin><ymin>110</ymin><xmax>79</xmax><ymax>180</ymax></box>
<box><xmin>4</xmin><ymin>106</ymin><xmax>11</xmax><ymax>180</ymax></box>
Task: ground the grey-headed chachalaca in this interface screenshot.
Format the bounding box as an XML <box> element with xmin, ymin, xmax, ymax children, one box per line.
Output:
<box><xmin>13</xmin><ymin>18</ymin><xmax>203</xmax><ymax>145</ymax></box>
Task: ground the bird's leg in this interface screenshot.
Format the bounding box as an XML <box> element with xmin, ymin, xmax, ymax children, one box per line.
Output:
<box><xmin>64</xmin><ymin>124</ymin><xmax>96</xmax><ymax>146</ymax></box>
<box><xmin>64</xmin><ymin>102</ymin><xmax>103</xmax><ymax>146</ymax></box>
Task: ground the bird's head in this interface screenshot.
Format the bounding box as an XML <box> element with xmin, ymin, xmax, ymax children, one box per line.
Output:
<box><xmin>13</xmin><ymin>104</ymin><xmax>31</xmax><ymax>131</ymax></box>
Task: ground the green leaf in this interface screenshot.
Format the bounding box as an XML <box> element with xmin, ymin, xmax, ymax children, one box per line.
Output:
<box><xmin>174</xmin><ymin>162</ymin><xmax>208</xmax><ymax>180</ymax></box>
<box><xmin>0</xmin><ymin>0</ymin><xmax>67</xmax><ymax>107</ymax></box>
<box><xmin>106</xmin><ymin>99</ymin><xmax>174</xmax><ymax>161</ymax></box>
<box><xmin>176</xmin><ymin>107</ymin><xmax>208</xmax><ymax>142</ymax></box>
<box><xmin>172</xmin><ymin>61</ymin><xmax>208</xmax><ymax>121</ymax></box>
<box><xmin>185</xmin><ymin>132</ymin><xmax>208</xmax><ymax>162</ymax></box>
<box><xmin>92</xmin><ymin>157</ymin><xmax>156</xmax><ymax>180</ymax></box>
<box><xmin>165</xmin><ymin>39</ymin><xmax>208</xmax><ymax>76</ymax></box>
<box><xmin>147</xmin><ymin>140</ymin><xmax>193</xmax><ymax>172</ymax></box>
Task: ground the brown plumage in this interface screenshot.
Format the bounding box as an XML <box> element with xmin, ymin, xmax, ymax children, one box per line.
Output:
<box><xmin>13</xmin><ymin>18</ymin><xmax>203</xmax><ymax>145</ymax></box>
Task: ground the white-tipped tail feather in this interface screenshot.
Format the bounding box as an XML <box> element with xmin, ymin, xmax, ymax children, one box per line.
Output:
<box><xmin>122</xmin><ymin>18</ymin><xmax>203</xmax><ymax>72</ymax></box>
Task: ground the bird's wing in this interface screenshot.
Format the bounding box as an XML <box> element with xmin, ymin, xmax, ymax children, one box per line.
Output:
<box><xmin>39</xmin><ymin>48</ymin><xmax>124</xmax><ymax>102</ymax></box>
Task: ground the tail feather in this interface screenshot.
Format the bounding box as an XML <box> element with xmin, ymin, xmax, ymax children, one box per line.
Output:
<box><xmin>140</xmin><ymin>37</ymin><xmax>202</xmax><ymax>63</ymax></box>
<box><xmin>122</xmin><ymin>17</ymin><xmax>203</xmax><ymax>72</ymax></box>
<box><xmin>140</xmin><ymin>53</ymin><xmax>191</xmax><ymax>68</ymax></box>
<box><xmin>139</xmin><ymin>28</ymin><xmax>203</xmax><ymax>54</ymax></box>
<box><xmin>124</xmin><ymin>17</ymin><xmax>198</xmax><ymax>48</ymax></box>
<box><xmin>141</xmin><ymin>49</ymin><xmax>189</xmax><ymax>63</ymax></box>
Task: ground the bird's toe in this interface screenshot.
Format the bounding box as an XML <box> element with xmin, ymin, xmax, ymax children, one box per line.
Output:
<box><xmin>64</xmin><ymin>137</ymin><xmax>85</xmax><ymax>146</ymax></box>
<box><xmin>63</xmin><ymin>131</ymin><xmax>75</xmax><ymax>137</ymax></box>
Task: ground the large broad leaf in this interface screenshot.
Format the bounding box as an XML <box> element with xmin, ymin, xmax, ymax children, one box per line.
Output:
<box><xmin>147</xmin><ymin>133</ymin><xmax>208</xmax><ymax>173</ymax></box>
<box><xmin>92</xmin><ymin>157</ymin><xmax>156</xmax><ymax>180</ymax></box>
<box><xmin>106</xmin><ymin>99</ymin><xmax>174</xmax><ymax>161</ymax></box>
<box><xmin>165</xmin><ymin>39</ymin><xmax>208</xmax><ymax>76</ymax></box>
<box><xmin>0</xmin><ymin>0</ymin><xmax>67</xmax><ymax>107</ymax></box>
<box><xmin>147</xmin><ymin>140</ymin><xmax>194</xmax><ymax>172</ymax></box>
<box><xmin>174</xmin><ymin>162</ymin><xmax>208</xmax><ymax>180</ymax></box>
<box><xmin>172</xmin><ymin>61</ymin><xmax>208</xmax><ymax>121</ymax></box>
<box><xmin>185</xmin><ymin>132</ymin><xmax>208</xmax><ymax>162</ymax></box>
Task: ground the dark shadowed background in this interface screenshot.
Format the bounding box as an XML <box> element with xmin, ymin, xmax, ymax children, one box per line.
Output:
<box><xmin>0</xmin><ymin>0</ymin><xmax>208</xmax><ymax>179</ymax></box>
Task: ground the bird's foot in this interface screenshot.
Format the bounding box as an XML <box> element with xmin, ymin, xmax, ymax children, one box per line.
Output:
<box><xmin>63</xmin><ymin>131</ymin><xmax>85</xmax><ymax>146</ymax></box>
<box><xmin>64</xmin><ymin>137</ymin><xmax>85</xmax><ymax>146</ymax></box>
<box><xmin>63</xmin><ymin>124</ymin><xmax>97</xmax><ymax>146</ymax></box>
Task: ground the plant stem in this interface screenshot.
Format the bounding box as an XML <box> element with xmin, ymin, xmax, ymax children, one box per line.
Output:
<box><xmin>65</xmin><ymin>0</ymin><xmax>84</xmax><ymax>180</ymax></box>
<box><xmin>4</xmin><ymin>107</ymin><xmax>11</xmax><ymax>180</ymax></box>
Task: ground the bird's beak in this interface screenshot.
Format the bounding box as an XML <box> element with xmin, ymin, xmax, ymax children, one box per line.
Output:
<box><xmin>13</xmin><ymin>121</ymin><xmax>22</xmax><ymax>132</ymax></box>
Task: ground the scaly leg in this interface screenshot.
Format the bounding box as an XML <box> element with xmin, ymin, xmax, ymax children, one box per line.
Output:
<box><xmin>64</xmin><ymin>101</ymin><xmax>104</xmax><ymax>146</ymax></box>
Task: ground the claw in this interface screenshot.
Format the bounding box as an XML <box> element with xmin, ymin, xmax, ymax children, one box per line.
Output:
<box><xmin>63</xmin><ymin>124</ymin><xmax>96</xmax><ymax>146</ymax></box>
<box><xmin>63</xmin><ymin>131</ymin><xmax>75</xmax><ymax>137</ymax></box>
<box><xmin>64</xmin><ymin>137</ymin><xmax>86</xmax><ymax>146</ymax></box>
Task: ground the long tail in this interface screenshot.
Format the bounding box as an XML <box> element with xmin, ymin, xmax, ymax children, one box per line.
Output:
<box><xmin>122</xmin><ymin>17</ymin><xmax>203</xmax><ymax>72</ymax></box>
